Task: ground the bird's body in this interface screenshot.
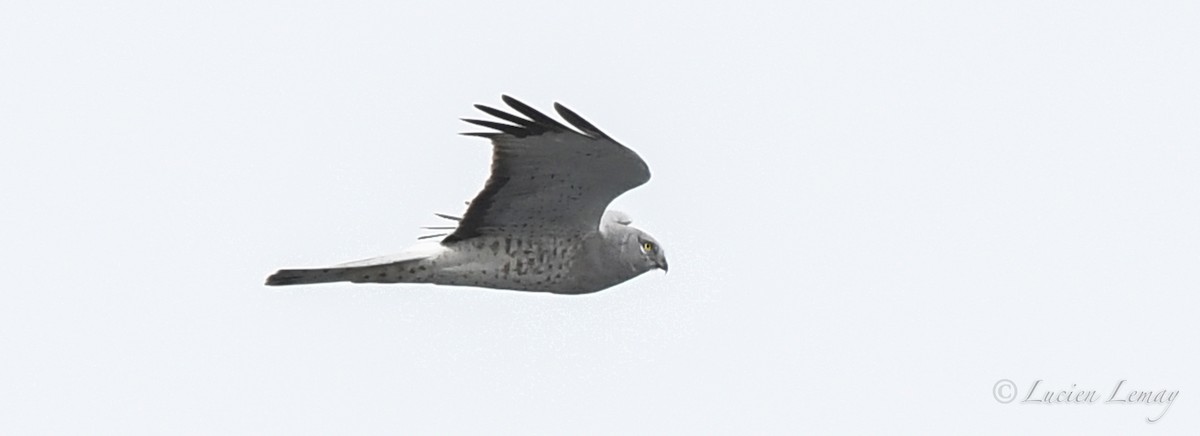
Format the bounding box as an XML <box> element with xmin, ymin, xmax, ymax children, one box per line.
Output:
<box><xmin>269</xmin><ymin>212</ymin><xmax>651</xmax><ymax>294</ymax></box>
<box><xmin>267</xmin><ymin>96</ymin><xmax>667</xmax><ymax>294</ymax></box>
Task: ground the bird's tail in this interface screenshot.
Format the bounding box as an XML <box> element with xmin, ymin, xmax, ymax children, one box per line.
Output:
<box><xmin>265</xmin><ymin>267</ymin><xmax>361</xmax><ymax>286</ymax></box>
<box><xmin>265</xmin><ymin>242</ymin><xmax>447</xmax><ymax>287</ymax></box>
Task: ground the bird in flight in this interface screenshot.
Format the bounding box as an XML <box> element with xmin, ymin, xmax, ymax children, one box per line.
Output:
<box><xmin>266</xmin><ymin>96</ymin><xmax>667</xmax><ymax>294</ymax></box>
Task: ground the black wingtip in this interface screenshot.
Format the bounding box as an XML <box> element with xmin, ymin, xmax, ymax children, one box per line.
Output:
<box><xmin>554</xmin><ymin>102</ymin><xmax>608</xmax><ymax>138</ymax></box>
<box><xmin>501</xmin><ymin>96</ymin><xmax>568</xmax><ymax>131</ymax></box>
<box><xmin>461</xmin><ymin>118</ymin><xmax>529</xmax><ymax>136</ymax></box>
<box><xmin>475</xmin><ymin>103</ymin><xmax>535</xmax><ymax>127</ymax></box>
<box><xmin>460</xmin><ymin>96</ymin><xmax>576</xmax><ymax>137</ymax></box>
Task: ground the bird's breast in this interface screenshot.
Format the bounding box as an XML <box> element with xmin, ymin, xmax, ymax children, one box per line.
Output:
<box><xmin>431</xmin><ymin>234</ymin><xmax>586</xmax><ymax>292</ymax></box>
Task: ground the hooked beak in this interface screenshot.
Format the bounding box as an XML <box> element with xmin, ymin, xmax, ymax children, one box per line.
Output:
<box><xmin>657</xmin><ymin>258</ymin><xmax>669</xmax><ymax>273</ymax></box>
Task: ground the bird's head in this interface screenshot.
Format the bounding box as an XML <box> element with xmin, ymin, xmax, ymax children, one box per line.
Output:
<box><xmin>602</xmin><ymin>210</ymin><xmax>668</xmax><ymax>274</ymax></box>
<box><xmin>633</xmin><ymin>231</ymin><xmax>668</xmax><ymax>273</ymax></box>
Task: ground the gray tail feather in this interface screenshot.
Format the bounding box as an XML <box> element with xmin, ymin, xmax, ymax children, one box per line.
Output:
<box><xmin>266</xmin><ymin>267</ymin><xmax>355</xmax><ymax>286</ymax></box>
<box><xmin>266</xmin><ymin>252</ymin><xmax>436</xmax><ymax>286</ymax></box>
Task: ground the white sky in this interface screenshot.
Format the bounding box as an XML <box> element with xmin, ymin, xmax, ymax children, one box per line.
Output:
<box><xmin>2</xmin><ymin>1</ymin><xmax>1197</xmax><ymax>434</ymax></box>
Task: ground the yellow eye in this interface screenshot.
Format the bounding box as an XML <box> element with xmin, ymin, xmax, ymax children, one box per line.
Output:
<box><xmin>642</xmin><ymin>242</ymin><xmax>655</xmax><ymax>252</ymax></box>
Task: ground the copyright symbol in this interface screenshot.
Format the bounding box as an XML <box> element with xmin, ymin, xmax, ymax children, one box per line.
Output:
<box><xmin>993</xmin><ymin>379</ymin><xmax>1017</xmax><ymax>403</ymax></box>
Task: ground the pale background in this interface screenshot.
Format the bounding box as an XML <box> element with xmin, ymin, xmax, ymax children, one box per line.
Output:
<box><xmin>2</xmin><ymin>1</ymin><xmax>1197</xmax><ymax>434</ymax></box>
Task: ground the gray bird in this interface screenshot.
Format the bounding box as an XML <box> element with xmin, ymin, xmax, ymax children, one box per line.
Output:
<box><xmin>265</xmin><ymin>96</ymin><xmax>667</xmax><ymax>294</ymax></box>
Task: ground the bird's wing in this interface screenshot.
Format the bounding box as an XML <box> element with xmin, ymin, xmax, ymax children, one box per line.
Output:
<box><xmin>444</xmin><ymin>96</ymin><xmax>650</xmax><ymax>243</ymax></box>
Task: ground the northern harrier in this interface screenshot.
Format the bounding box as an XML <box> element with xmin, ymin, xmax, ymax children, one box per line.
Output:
<box><xmin>266</xmin><ymin>96</ymin><xmax>666</xmax><ymax>294</ymax></box>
